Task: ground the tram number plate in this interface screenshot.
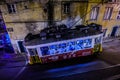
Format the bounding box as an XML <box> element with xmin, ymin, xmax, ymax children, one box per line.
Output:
<box><xmin>82</xmin><ymin>51</ymin><xmax>91</xmax><ymax>56</ymax></box>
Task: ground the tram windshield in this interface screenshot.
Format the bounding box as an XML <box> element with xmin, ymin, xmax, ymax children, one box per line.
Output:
<box><xmin>28</xmin><ymin>48</ymin><xmax>37</xmax><ymax>56</ymax></box>
<box><xmin>95</xmin><ymin>36</ymin><xmax>101</xmax><ymax>44</ymax></box>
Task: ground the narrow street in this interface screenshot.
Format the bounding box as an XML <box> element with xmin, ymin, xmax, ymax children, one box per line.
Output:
<box><xmin>16</xmin><ymin>37</ymin><xmax>120</xmax><ymax>80</ymax></box>
<box><xmin>0</xmin><ymin>0</ymin><xmax>120</xmax><ymax>80</ymax></box>
<box><xmin>0</xmin><ymin>38</ymin><xmax>120</xmax><ymax>80</ymax></box>
<box><xmin>16</xmin><ymin>57</ymin><xmax>113</xmax><ymax>80</ymax></box>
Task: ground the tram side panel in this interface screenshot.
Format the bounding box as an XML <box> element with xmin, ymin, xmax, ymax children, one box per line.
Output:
<box><xmin>39</xmin><ymin>38</ymin><xmax>93</xmax><ymax>63</ymax></box>
<box><xmin>40</xmin><ymin>49</ymin><xmax>93</xmax><ymax>63</ymax></box>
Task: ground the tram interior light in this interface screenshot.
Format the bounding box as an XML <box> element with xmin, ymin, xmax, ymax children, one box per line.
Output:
<box><xmin>39</xmin><ymin>38</ymin><xmax>92</xmax><ymax>56</ymax></box>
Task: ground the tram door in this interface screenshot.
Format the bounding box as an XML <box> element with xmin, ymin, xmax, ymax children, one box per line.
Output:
<box><xmin>28</xmin><ymin>48</ymin><xmax>41</xmax><ymax>64</ymax></box>
<box><xmin>111</xmin><ymin>26</ymin><xmax>118</xmax><ymax>37</ymax></box>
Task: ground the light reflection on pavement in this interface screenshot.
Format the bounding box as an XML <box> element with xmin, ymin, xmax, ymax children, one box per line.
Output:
<box><xmin>38</xmin><ymin>60</ymin><xmax>111</xmax><ymax>78</ymax></box>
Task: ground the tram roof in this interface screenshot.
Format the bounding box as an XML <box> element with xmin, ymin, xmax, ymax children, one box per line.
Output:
<box><xmin>24</xmin><ymin>31</ymin><xmax>102</xmax><ymax>46</ymax></box>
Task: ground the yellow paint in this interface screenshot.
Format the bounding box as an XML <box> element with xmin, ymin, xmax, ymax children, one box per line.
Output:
<box><xmin>85</xmin><ymin>0</ymin><xmax>120</xmax><ymax>37</ymax></box>
<box><xmin>29</xmin><ymin>56</ymin><xmax>42</xmax><ymax>64</ymax></box>
<box><xmin>93</xmin><ymin>44</ymin><xmax>101</xmax><ymax>53</ymax></box>
<box><xmin>29</xmin><ymin>56</ymin><xmax>33</xmax><ymax>64</ymax></box>
<box><xmin>100</xmin><ymin>44</ymin><xmax>103</xmax><ymax>53</ymax></box>
<box><xmin>34</xmin><ymin>56</ymin><xmax>41</xmax><ymax>63</ymax></box>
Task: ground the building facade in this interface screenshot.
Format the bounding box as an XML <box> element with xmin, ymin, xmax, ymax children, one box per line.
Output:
<box><xmin>85</xmin><ymin>0</ymin><xmax>120</xmax><ymax>38</ymax></box>
<box><xmin>0</xmin><ymin>0</ymin><xmax>120</xmax><ymax>54</ymax></box>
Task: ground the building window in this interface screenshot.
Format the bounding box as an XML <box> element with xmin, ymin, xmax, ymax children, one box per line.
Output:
<box><xmin>7</xmin><ymin>28</ymin><xmax>13</xmax><ymax>32</ymax></box>
<box><xmin>7</xmin><ymin>4</ymin><xmax>16</xmax><ymax>14</ymax></box>
<box><xmin>63</xmin><ymin>3</ymin><xmax>70</xmax><ymax>14</ymax></box>
<box><xmin>90</xmin><ymin>7</ymin><xmax>99</xmax><ymax>20</ymax></box>
<box><xmin>104</xmin><ymin>7</ymin><xmax>113</xmax><ymax>20</ymax></box>
<box><xmin>117</xmin><ymin>11</ymin><xmax>120</xmax><ymax>20</ymax></box>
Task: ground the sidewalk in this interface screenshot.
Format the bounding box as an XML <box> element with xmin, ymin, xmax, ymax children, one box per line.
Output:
<box><xmin>99</xmin><ymin>36</ymin><xmax>120</xmax><ymax>64</ymax></box>
<box><xmin>0</xmin><ymin>53</ymin><xmax>27</xmax><ymax>66</ymax></box>
<box><xmin>0</xmin><ymin>53</ymin><xmax>27</xmax><ymax>80</ymax></box>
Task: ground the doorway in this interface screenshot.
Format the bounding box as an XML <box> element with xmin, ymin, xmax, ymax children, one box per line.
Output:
<box><xmin>18</xmin><ymin>41</ymin><xmax>26</xmax><ymax>53</ymax></box>
<box><xmin>102</xmin><ymin>29</ymin><xmax>107</xmax><ymax>37</ymax></box>
<box><xmin>111</xmin><ymin>26</ymin><xmax>118</xmax><ymax>37</ymax></box>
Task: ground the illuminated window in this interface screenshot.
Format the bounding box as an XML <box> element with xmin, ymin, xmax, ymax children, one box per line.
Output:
<box><xmin>104</xmin><ymin>7</ymin><xmax>113</xmax><ymax>20</ymax></box>
<box><xmin>75</xmin><ymin>40</ymin><xmax>84</xmax><ymax>50</ymax></box>
<box><xmin>66</xmin><ymin>42</ymin><xmax>75</xmax><ymax>52</ymax></box>
<box><xmin>63</xmin><ymin>3</ymin><xmax>70</xmax><ymax>14</ymax></box>
<box><xmin>117</xmin><ymin>11</ymin><xmax>120</xmax><ymax>20</ymax></box>
<box><xmin>90</xmin><ymin>7</ymin><xmax>99</xmax><ymax>20</ymax></box>
<box><xmin>7</xmin><ymin>4</ymin><xmax>16</xmax><ymax>13</ymax></box>
<box><xmin>83</xmin><ymin>39</ymin><xmax>92</xmax><ymax>48</ymax></box>
<box><xmin>58</xmin><ymin>43</ymin><xmax>66</xmax><ymax>54</ymax></box>
<box><xmin>49</xmin><ymin>45</ymin><xmax>57</xmax><ymax>55</ymax></box>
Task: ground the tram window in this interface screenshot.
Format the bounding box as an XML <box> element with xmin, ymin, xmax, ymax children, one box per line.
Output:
<box><xmin>28</xmin><ymin>48</ymin><xmax>37</xmax><ymax>56</ymax></box>
<box><xmin>49</xmin><ymin>45</ymin><xmax>57</xmax><ymax>55</ymax></box>
<box><xmin>57</xmin><ymin>43</ymin><xmax>66</xmax><ymax>54</ymax></box>
<box><xmin>66</xmin><ymin>41</ymin><xmax>75</xmax><ymax>52</ymax></box>
<box><xmin>40</xmin><ymin>46</ymin><xmax>49</xmax><ymax>56</ymax></box>
<box><xmin>95</xmin><ymin>37</ymin><xmax>101</xmax><ymax>44</ymax></box>
<box><xmin>99</xmin><ymin>37</ymin><xmax>101</xmax><ymax>43</ymax></box>
<box><xmin>95</xmin><ymin>38</ymin><xmax>98</xmax><ymax>44</ymax></box>
<box><xmin>75</xmin><ymin>40</ymin><xmax>84</xmax><ymax>50</ymax></box>
<box><xmin>83</xmin><ymin>39</ymin><xmax>92</xmax><ymax>48</ymax></box>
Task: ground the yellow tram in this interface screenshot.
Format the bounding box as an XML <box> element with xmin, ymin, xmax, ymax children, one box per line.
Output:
<box><xmin>24</xmin><ymin>23</ymin><xmax>103</xmax><ymax>64</ymax></box>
